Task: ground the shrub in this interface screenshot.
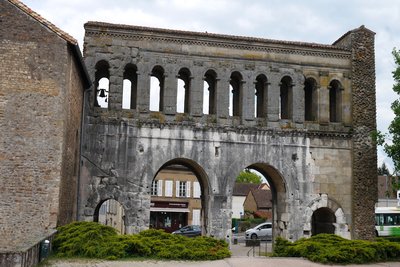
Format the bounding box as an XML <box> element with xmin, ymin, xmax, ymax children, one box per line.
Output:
<box><xmin>52</xmin><ymin>222</ymin><xmax>231</xmax><ymax>261</ymax></box>
<box><xmin>273</xmin><ymin>234</ymin><xmax>400</xmax><ymax>264</ymax></box>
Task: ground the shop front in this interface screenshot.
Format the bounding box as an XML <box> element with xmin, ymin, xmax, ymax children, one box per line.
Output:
<box><xmin>150</xmin><ymin>201</ymin><xmax>189</xmax><ymax>233</ymax></box>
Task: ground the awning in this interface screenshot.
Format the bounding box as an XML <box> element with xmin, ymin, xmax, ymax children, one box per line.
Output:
<box><xmin>150</xmin><ymin>207</ymin><xmax>190</xmax><ymax>213</ymax></box>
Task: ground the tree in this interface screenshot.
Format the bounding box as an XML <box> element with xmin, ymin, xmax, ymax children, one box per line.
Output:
<box><xmin>236</xmin><ymin>169</ymin><xmax>262</xmax><ymax>184</ymax></box>
<box><xmin>382</xmin><ymin>48</ymin><xmax>400</xmax><ymax>175</ymax></box>
<box><xmin>378</xmin><ymin>162</ymin><xmax>391</xmax><ymax>176</ymax></box>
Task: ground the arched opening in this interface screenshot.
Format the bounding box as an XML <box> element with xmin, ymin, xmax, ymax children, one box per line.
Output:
<box><xmin>203</xmin><ymin>70</ymin><xmax>217</xmax><ymax>115</ymax></box>
<box><xmin>255</xmin><ymin>74</ymin><xmax>268</xmax><ymax>118</ymax></box>
<box><xmin>280</xmin><ymin>76</ymin><xmax>293</xmax><ymax>120</ymax></box>
<box><xmin>329</xmin><ymin>80</ymin><xmax>342</xmax><ymax>122</ymax></box>
<box><xmin>304</xmin><ymin>77</ymin><xmax>318</xmax><ymax>121</ymax></box>
<box><xmin>94</xmin><ymin>60</ymin><xmax>110</xmax><ymax>108</ymax></box>
<box><xmin>122</xmin><ymin>64</ymin><xmax>137</xmax><ymax>110</ymax></box>
<box><xmin>94</xmin><ymin>199</ymin><xmax>125</xmax><ymax>234</ymax></box>
<box><xmin>177</xmin><ymin>68</ymin><xmax>191</xmax><ymax>114</ymax></box>
<box><xmin>232</xmin><ymin>163</ymin><xmax>286</xmax><ymax>242</ymax></box>
<box><xmin>312</xmin><ymin>207</ymin><xmax>336</xmax><ymax>235</ymax></box>
<box><xmin>150</xmin><ymin>65</ymin><xmax>165</xmax><ymax>112</ymax></box>
<box><xmin>230</xmin><ymin>71</ymin><xmax>243</xmax><ymax>117</ymax></box>
<box><xmin>150</xmin><ymin>159</ymin><xmax>209</xmax><ymax>235</ymax></box>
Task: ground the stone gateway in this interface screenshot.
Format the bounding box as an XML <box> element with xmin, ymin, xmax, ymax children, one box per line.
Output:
<box><xmin>80</xmin><ymin>22</ymin><xmax>376</xmax><ymax>241</ymax></box>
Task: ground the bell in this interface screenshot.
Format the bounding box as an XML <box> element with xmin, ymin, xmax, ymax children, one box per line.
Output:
<box><xmin>98</xmin><ymin>88</ymin><xmax>107</xmax><ymax>97</ymax></box>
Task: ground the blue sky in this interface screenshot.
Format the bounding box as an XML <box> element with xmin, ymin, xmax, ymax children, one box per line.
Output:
<box><xmin>23</xmin><ymin>0</ymin><xmax>400</xmax><ymax>171</ymax></box>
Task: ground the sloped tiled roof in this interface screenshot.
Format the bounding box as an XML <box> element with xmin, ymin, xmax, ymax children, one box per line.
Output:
<box><xmin>251</xmin><ymin>188</ymin><xmax>272</xmax><ymax>209</ymax></box>
<box><xmin>7</xmin><ymin>0</ymin><xmax>77</xmax><ymax>45</ymax></box>
<box><xmin>233</xmin><ymin>183</ymin><xmax>259</xmax><ymax>196</ymax></box>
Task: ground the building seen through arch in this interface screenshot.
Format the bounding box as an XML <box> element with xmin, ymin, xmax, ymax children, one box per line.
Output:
<box><xmin>150</xmin><ymin>165</ymin><xmax>202</xmax><ymax>233</ymax></box>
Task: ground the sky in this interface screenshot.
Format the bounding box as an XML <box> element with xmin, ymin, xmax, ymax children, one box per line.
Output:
<box><xmin>23</xmin><ymin>0</ymin><xmax>400</xmax><ymax>171</ymax></box>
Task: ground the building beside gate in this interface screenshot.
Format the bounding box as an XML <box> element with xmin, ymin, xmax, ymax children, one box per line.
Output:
<box><xmin>0</xmin><ymin>1</ymin><xmax>90</xmax><ymax>266</ymax></box>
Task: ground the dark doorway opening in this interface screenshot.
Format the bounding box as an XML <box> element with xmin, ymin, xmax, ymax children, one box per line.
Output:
<box><xmin>312</xmin><ymin>207</ymin><xmax>336</xmax><ymax>235</ymax></box>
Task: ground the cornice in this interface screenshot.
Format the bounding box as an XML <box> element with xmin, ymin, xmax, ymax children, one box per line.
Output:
<box><xmin>84</xmin><ymin>22</ymin><xmax>351</xmax><ymax>60</ymax></box>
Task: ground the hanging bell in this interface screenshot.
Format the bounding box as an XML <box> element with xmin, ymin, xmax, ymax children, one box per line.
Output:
<box><xmin>98</xmin><ymin>88</ymin><xmax>107</xmax><ymax>97</ymax></box>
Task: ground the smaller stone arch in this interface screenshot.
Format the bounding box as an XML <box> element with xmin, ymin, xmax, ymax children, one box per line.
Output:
<box><xmin>328</xmin><ymin>79</ymin><xmax>343</xmax><ymax>122</ymax></box>
<box><xmin>279</xmin><ymin>75</ymin><xmax>293</xmax><ymax>120</ymax></box>
<box><xmin>203</xmin><ymin>69</ymin><xmax>218</xmax><ymax>115</ymax></box>
<box><xmin>123</xmin><ymin>63</ymin><xmax>138</xmax><ymax>110</ymax></box>
<box><xmin>254</xmin><ymin>74</ymin><xmax>268</xmax><ymax>118</ymax></box>
<box><xmin>304</xmin><ymin>77</ymin><xmax>318</xmax><ymax>122</ymax></box>
<box><xmin>303</xmin><ymin>194</ymin><xmax>350</xmax><ymax>239</ymax></box>
<box><xmin>177</xmin><ymin>67</ymin><xmax>192</xmax><ymax>114</ymax></box>
<box><xmin>230</xmin><ymin>71</ymin><xmax>244</xmax><ymax>117</ymax></box>
<box><xmin>94</xmin><ymin>60</ymin><xmax>110</xmax><ymax>108</ymax></box>
<box><xmin>150</xmin><ymin>65</ymin><xmax>165</xmax><ymax>112</ymax></box>
<box><xmin>94</xmin><ymin>198</ymin><xmax>126</xmax><ymax>234</ymax></box>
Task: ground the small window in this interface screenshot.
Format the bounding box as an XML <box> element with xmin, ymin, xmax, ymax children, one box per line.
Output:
<box><xmin>179</xmin><ymin>181</ymin><xmax>186</xmax><ymax>197</ymax></box>
<box><xmin>151</xmin><ymin>180</ymin><xmax>158</xmax><ymax>196</ymax></box>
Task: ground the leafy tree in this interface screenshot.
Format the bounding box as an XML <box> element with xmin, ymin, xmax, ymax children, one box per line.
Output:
<box><xmin>378</xmin><ymin>162</ymin><xmax>391</xmax><ymax>176</ymax></box>
<box><xmin>236</xmin><ymin>168</ymin><xmax>262</xmax><ymax>184</ymax></box>
<box><xmin>377</xmin><ymin>48</ymin><xmax>400</xmax><ymax>175</ymax></box>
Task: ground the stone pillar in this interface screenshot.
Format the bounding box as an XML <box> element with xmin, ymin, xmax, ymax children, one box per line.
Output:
<box><xmin>342</xmin><ymin>76</ymin><xmax>352</xmax><ymax>126</ymax></box>
<box><xmin>190</xmin><ymin>74</ymin><xmax>204</xmax><ymax>116</ymax></box>
<box><xmin>163</xmin><ymin>70</ymin><xmax>177</xmax><ymax>115</ymax></box>
<box><xmin>217</xmin><ymin>75</ymin><xmax>230</xmax><ymax>118</ymax></box>
<box><xmin>242</xmin><ymin>74</ymin><xmax>254</xmax><ymax>121</ymax></box>
<box><xmin>136</xmin><ymin>66</ymin><xmax>150</xmax><ymax>113</ymax></box>
<box><xmin>334</xmin><ymin>26</ymin><xmax>376</xmax><ymax>239</ymax></box>
<box><xmin>108</xmin><ymin>67</ymin><xmax>123</xmax><ymax>110</ymax></box>
<box><xmin>319</xmin><ymin>72</ymin><xmax>330</xmax><ymax>124</ymax></box>
<box><xmin>292</xmin><ymin>73</ymin><xmax>305</xmax><ymax>124</ymax></box>
<box><xmin>267</xmin><ymin>73</ymin><xmax>280</xmax><ymax>122</ymax></box>
<box><xmin>208</xmin><ymin>195</ymin><xmax>231</xmax><ymax>240</ymax></box>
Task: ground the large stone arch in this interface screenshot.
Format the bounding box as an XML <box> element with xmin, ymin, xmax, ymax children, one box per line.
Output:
<box><xmin>151</xmin><ymin>158</ymin><xmax>211</xmax><ymax>235</ymax></box>
<box><xmin>303</xmin><ymin>194</ymin><xmax>350</xmax><ymax>239</ymax></box>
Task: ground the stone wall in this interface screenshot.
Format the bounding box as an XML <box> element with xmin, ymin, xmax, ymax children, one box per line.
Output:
<box><xmin>0</xmin><ymin>0</ymin><xmax>85</xmax><ymax>258</ymax></box>
<box><xmin>80</xmin><ymin>23</ymin><xmax>376</xmax><ymax>240</ymax></box>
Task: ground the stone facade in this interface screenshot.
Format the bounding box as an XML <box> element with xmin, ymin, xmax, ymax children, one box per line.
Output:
<box><xmin>0</xmin><ymin>1</ymin><xmax>89</xmax><ymax>266</ymax></box>
<box><xmin>80</xmin><ymin>22</ymin><xmax>376</xmax><ymax>241</ymax></box>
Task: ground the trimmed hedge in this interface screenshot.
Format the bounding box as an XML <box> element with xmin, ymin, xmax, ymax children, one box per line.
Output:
<box><xmin>273</xmin><ymin>234</ymin><xmax>400</xmax><ymax>264</ymax></box>
<box><xmin>53</xmin><ymin>222</ymin><xmax>230</xmax><ymax>260</ymax></box>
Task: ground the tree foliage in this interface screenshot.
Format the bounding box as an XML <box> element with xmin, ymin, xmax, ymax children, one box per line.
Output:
<box><xmin>378</xmin><ymin>48</ymin><xmax>400</xmax><ymax>175</ymax></box>
<box><xmin>236</xmin><ymin>169</ymin><xmax>262</xmax><ymax>184</ymax></box>
<box><xmin>378</xmin><ymin>162</ymin><xmax>391</xmax><ymax>176</ymax></box>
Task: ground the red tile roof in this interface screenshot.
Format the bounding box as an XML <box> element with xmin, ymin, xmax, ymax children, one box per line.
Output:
<box><xmin>251</xmin><ymin>188</ymin><xmax>272</xmax><ymax>209</ymax></box>
<box><xmin>7</xmin><ymin>0</ymin><xmax>77</xmax><ymax>45</ymax></box>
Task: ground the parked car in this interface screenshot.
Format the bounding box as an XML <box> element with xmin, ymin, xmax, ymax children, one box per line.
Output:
<box><xmin>245</xmin><ymin>222</ymin><xmax>272</xmax><ymax>240</ymax></box>
<box><xmin>172</xmin><ymin>225</ymin><xmax>201</xmax><ymax>237</ymax></box>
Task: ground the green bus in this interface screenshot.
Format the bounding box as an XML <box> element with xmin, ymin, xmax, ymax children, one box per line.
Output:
<box><xmin>375</xmin><ymin>206</ymin><xmax>400</xmax><ymax>237</ymax></box>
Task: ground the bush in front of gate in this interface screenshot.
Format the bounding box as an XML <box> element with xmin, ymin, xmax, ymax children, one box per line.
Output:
<box><xmin>53</xmin><ymin>221</ymin><xmax>231</xmax><ymax>260</ymax></box>
<box><xmin>273</xmin><ymin>234</ymin><xmax>400</xmax><ymax>264</ymax></box>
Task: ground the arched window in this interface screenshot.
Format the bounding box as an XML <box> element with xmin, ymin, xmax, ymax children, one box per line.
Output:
<box><xmin>230</xmin><ymin>71</ymin><xmax>243</xmax><ymax>117</ymax></box>
<box><xmin>122</xmin><ymin>64</ymin><xmax>137</xmax><ymax>110</ymax></box>
<box><xmin>150</xmin><ymin>66</ymin><xmax>165</xmax><ymax>112</ymax></box>
<box><xmin>177</xmin><ymin>68</ymin><xmax>191</xmax><ymax>113</ymax></box>
<box><xmin>329</xmin><ymin>80</ymin><xmax>342</xmax><ymax>122</ymax></box>
<box><xmin>255</xmin><ymin>74</ymin><xmax>268</xmax><ymax>118</ymax></box>
<box><xmin>280</xmin><ymin>76</ymin><xmax>293</xmax><ymax>120</ymax></box>
<box><xmin>304</xmin><ymin>77</ymin><xmax>318</xmax><ymax>121</ymax></box>
<box><xmin>203</xmin><ymin>70</ymin><xmax>217</xmax><ymax>115</ymax></box>
<box><xmin>94</xmin><ymin>60</ymin><xmax>110</xmax><ymax>108</ymax></box>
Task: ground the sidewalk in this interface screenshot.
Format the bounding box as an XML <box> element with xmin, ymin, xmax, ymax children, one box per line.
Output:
<box><xmin>47</xmin><ymin>257</ymin><xmax>400</xmax><ymax>267</ymax></box>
